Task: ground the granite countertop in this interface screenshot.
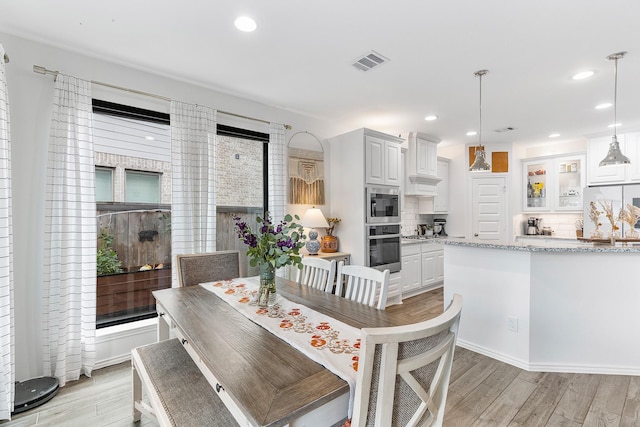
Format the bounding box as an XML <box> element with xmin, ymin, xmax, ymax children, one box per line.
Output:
<box><xmin>440</xmin><ymin>238</ymin><xmax>640</xmax><ymax>253</ymax></box>
<box><xmin>402</xmin><ymin>234</ymin><xmax>640</xmax><ymax>252</ymax></box>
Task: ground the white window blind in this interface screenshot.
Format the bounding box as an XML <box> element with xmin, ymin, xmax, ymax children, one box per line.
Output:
<box><xmin>95</xmin><ymin>167</ymin><xmax>113</xmax><ymax>202</ymax></box>
<box><xmin>125</xmin><ymin>170</ymin><xmax>160</xmax><ymax>203</ymax></box>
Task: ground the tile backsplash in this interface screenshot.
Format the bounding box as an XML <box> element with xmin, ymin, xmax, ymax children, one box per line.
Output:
<box><xmin>521</xmin><ymin>212</ymin><xmax>584</xmax><ymax>238</ymax></box>
<box><xmin>401</xmin><ymin>195</ymin><xmax>420</xmax><ymax>235</ymax></box>
<box><xmin>401</xmin><ymin>195</ymin><xmax>445</xmax><ymax>236</ymax></box>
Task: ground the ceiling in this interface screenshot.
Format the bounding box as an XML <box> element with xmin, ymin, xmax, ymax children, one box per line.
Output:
<box><xmin>2</xmin><ymin>0</ymin><xmax>640</xmax><ymax>147</ymax></box>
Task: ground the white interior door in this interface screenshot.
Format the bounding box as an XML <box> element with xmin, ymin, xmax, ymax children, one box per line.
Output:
<box><xmin>471</xmin><ymin>177</ymin><xmax>507</xmax><ymax>241</ymax></box>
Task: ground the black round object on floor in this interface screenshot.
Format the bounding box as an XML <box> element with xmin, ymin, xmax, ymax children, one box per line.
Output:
<box><xmin>12</xmin><ymin>376</ymin><xmax>59</xmax><ymax>414</ymax></box>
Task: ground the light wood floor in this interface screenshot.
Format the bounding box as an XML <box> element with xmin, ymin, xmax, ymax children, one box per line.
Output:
<box><xmin>2</xmin><ymin>288</ymin><xmax>639</xmax><ymax>426</ymax></box>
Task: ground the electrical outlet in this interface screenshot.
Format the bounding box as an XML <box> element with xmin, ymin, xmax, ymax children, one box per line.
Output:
<box><xmin>507</xmin><ymin>316</ymin><xmax>519</xmax><ymax>332</ymax></box>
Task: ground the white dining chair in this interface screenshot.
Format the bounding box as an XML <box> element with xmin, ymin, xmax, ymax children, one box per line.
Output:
<box><xmin>175</xmin><ymin>251</ymin><xmax>241</xmax><ymax>287</ymax></box>
<box><xmin>335</xmin><ymin>262</ymin><xmax>390</xmax><ymax>310</ymax></box>
<box><xmin>350</xmin><ymin>293</ymin><xmax>463</xmax><ymax>427</ymax></box>
<box><xmin>295</xmin><ymin>257</ymin><xmax>336</xmax><ymax>292</ymax></box>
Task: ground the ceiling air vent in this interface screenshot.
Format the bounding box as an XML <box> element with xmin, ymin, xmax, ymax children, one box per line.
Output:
<box><xmin>351</xmin><ymin>51</ymin><xmax>389</xmax><ymax>72</ymax></box>
<box><xmin>494</xmin><ymin>127</ymin><xmax>516</xmax><ymax>133</ymax></box>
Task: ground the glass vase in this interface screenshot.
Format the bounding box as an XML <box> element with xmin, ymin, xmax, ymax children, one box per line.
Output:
<box><xmin>258</xmin><ymin>263</ymin><xmax>277</xmax><ymax>307</ymax></box>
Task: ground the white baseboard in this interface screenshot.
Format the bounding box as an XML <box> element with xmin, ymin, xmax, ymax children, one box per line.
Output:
<box><xmin>95</xmin><ymin>319</ymin><xmax>157</xmax><ymax>370</ymax></box>
<box><xmin>457</xmin><ymin>339</ymin><xmax>530</xmax><ymax>371</ymax></box>
<box><xmin>457</xmin><ymin>339</ymin><xmax>640</xmax><ymax>376</ymax></box>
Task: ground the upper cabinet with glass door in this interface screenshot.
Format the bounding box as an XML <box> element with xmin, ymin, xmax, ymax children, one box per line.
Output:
<box><xmin>524</xmin><ymin>159</ymin><xmax>549</xmax><ymax>211</ymax></box>
<box><xmin>522</xmin><ymin>153</ymin><xmax>585</xmax><ymax>212</ymax></box>
<box><xmin>554</xmin><ymin>155</ymin><xmax>586</xmax><ymax>211</ymax></box>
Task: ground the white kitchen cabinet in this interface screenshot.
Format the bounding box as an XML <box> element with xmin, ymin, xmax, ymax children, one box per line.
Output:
<box><xmin>554</xmin><ymin>155</ymin><xmax>586</xmax><ymax>211</ymax></box>
<box><xmin>433</xmin><ymin>158</ymin><xmax>449</xmax><ymax>212</ymax></box>
<box><xmin>329</xmin><ymin>128</ymin><xmax>403</xmax><ymax>268</ymax></box>
<box><xmin>401</xmin><ymin>243</ymin><xmax>443</xmax><ymax>297</ymax></box>
<box><xmin>523</xmin><ymin>154</ymin><xmax>585</xmax><ymax>212</ymax></box>
<box><xmin>523</xmin><ymin>158</ymin><xmax>550</xmax><ymax>211</ymax></box>
<box><xmin>435</xmin><ymin>251</ymin><xmax>445</xmax><ymax>282</ymax></box>
<box><xmin>365</xmin><ymin>135</ymin><xmax>402</xmax><ymax>186</ymax></box>
<box><xmin>624</xmin><ymin>132</ymin><xmax>640</xmax><ymax>182</ymax></box>
<box><xmin>404</xmin><ymin>132</ymin><xmax>441</xmax><ymax>196</ymax></box>
<box><xmin>588</xmin><ymin>136</ymin><xmax>627</xmax><ymax>185</ymax></box>
<box><xmin>386</xmin><ymin>272</ymin><xmax>402</xmax><ymax>307</ymax></box>
<box><xmin>406</xmin><ymin>132</ymin><xmax>439</xmax><ymax>177</ymax></box>
<box><xmin>421</xmin><ymin>250</ymin><xmax>437</xmax><ymax>287</ymax></box>
<box><xmin>400</xmin><ymin>244</ymin><xmax>421</xmax><ymax>294</ymax></box>
<box><xmin>416</xmin><ymin>157</ymin><xmax>450</xmax><ymax>213</ymax></box>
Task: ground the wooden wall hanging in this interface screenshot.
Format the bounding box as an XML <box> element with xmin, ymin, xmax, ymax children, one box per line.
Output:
<box><xmin>287</xmin><ymin>132</ymin><xmax>325</xmax><ymax>205</ymax></box>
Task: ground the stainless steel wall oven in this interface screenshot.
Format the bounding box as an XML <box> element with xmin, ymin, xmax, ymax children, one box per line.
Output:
<box><xmin>366</xmin><ymin>224</ymin><xmax>401</xmax><ymax>273</ymax></box>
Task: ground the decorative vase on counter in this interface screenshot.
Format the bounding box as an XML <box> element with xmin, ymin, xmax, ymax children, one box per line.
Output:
<box><xmin>258</xmin><ymin>263</ymin><xmax>277</xmax><ymax>307</ymax></box>
<box><xmin>320</xmin><ymin>235</ymin><xmax>338</xmax><ymax>253</ymax></box>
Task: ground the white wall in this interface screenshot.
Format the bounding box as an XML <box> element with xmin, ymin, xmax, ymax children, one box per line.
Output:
<box><xmin>436</xmin><ymin>144</ymin><xmax>466</xmax><ymax>237</ymax></box>
<box><xmin>2</xmin><ymin>32</ymin><xmax>338</xmax><ymax>380</ymax></box>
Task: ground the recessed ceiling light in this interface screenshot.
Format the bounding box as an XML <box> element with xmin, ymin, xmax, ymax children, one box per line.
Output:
<box><xmin>549</xmin><ymin>133</ymin><xmax>560</xmax><ymax>138</ymax></box>
<box><xmin>595</xmin><ymin>103</ymin><xmax>612</xmax><ymax>110</ymax></box>
<box><xmin>466</xmin><ymin>131</ymin><xmax>477</xmax><ymax>136</ymax></box>
<box><xmin>572</xmin><ymin>70</ymin><xmax>594</xmax><ymax>80</ymax></box>
<box><xmin>608</xmin><ymin>123</ymin><xmax>622</xmax><ymax>128</ymax></box>
<box><xmin>234</xmin><ymin>16</ymin><xmax>257</xmax><ymax>32</ymax></box>
<box><xmin>424</xmin><ymin>115</ymin><xmax>438</xmax><ymax>121</ymax></box>
<box><xmin>145</xmin><ymin>136</ymin><xmax>155</xmax><ymax>141</ymax></box>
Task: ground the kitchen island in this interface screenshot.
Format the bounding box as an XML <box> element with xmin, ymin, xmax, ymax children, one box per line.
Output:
<box><xmin>441</xmin><ymin>239</ymin><xmax>640</xmax><ymax>376</ymax></box>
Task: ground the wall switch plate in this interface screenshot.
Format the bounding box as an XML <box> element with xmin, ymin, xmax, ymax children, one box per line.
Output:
<box><xmin>507</xmin><ymin>316</ymin><xmax>519</xmax><ymax>332</ymax></box>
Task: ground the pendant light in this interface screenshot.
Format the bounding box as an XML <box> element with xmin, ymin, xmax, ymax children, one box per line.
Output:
<box><xmin>599</xmin><ymin>51</ymin><xmax>630</xmax><ymax>167</ymax></box>
<box><xmin>469</xmin><ymin>70</ymin><xmax>492</xmax><ymax>171</ymax></box>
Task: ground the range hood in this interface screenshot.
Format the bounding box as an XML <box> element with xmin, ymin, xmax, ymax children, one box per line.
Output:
<box><xmin>407</xmin><ymin>174</ymin><xmax>442</xmax><ymax>186</ymax></box>
<box><xmin>406</xmin><ymin>174</ymin><xmax>441</xmax><ymax>197</ymax></box>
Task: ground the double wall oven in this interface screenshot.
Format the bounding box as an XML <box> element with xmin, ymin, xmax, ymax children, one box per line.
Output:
<box><xmin>365</xmin><ymin>186</ymin><xmax>401</xmax><ymax>273</ymax></box>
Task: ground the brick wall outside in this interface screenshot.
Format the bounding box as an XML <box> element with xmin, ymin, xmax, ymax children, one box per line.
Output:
<box><xmin>95</xmin><ymin>135</ymin><xmax>263</xmax><ymax>207</ymax></box>
<box><xmin>95</xmin><ymin>152</ymin><xmax>172</xmax><ymax>204</ymax></box>
<box><xmin>215</xmin><ymin>135</ymin><xmax>263</xmax><ymax>208</ymax></box>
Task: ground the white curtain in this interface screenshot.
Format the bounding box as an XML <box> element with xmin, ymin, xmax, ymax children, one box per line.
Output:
<box><xmin>268</xmin><ymin>123</ymin><xmax>286</xmax><ymax>220</ymax></box>
<box><xmin>170</xmin><ymin>101</ymin><xmax>217</xmax><ymax>285</ymax></box>
<box><xmin>0</xmin><ymin>43</ymin><xmax>14</xmax><ymax>420</ymax></box>
<box><xmin>42</xmin><ymin>75</ymin><xmax>96</xmax><ymax>387</ymax></box>
<box><xmin>269</xmin><ymin>123</ymin><xmax>287</xmax><ymax>277</ymax></box>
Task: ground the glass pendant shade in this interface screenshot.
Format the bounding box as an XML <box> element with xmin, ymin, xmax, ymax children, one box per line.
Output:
<box><xmin>469</xmin><ymin>148</ymin><xmax>491</xmax><ymax>171</ymax></box>
<box><xmin>599</xmin><ymin>136</ymin><xmax>631</xmax><ymax>166</ymax></box>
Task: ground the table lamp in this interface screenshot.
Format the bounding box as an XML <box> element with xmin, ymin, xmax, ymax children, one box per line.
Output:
<box><xmin>302</xmin><ymin>207</ymin><xmax>329</xmax><ymax>255</ymax></box>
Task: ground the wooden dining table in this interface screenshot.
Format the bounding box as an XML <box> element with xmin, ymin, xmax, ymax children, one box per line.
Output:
<box><xmin>152</xmin><ymin>277</ymin><xmax>423</xmax><ymax>427</ymax></box>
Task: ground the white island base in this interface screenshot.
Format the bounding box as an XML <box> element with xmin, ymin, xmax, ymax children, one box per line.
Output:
<box><xmin>443</xmin><ymin>243</ymin><xmax>640</xmax><ymax>375</ymax></box>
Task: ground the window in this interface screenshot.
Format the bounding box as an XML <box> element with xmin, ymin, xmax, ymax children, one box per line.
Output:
<box><xmin>95</xmin><ymin>167</ymin><xmax>114</xmax><ymax>202</ymax></box>
<box><xmin>125</xmin><ymin>170</ymin><xmax>160</xmax><ymax>203</ymax></box>
<box><xmin>93</xmin><ymin>99</ymin><xmax>171</xmax><ymax>328</ymax></box>
<box><xmin>214</xmin><ymin>124</ymin><xmax>269</xmax><ymax>277</ymax></box>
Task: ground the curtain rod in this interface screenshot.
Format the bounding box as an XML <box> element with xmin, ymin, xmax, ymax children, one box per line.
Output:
<box><xmin>33</xmin><ymin>65</ymin><xmax>291</xmax><ymax>130</ymax></box>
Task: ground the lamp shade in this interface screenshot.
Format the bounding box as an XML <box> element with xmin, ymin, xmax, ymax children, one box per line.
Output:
<box><xmin>302</xmin><ymin>208</ymin><xmax>329</xmax><ymax>229</ymax></box>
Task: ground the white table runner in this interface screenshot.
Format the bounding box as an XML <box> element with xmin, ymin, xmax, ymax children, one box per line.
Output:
<box><xmin>200</xmin><ymin>277</ymin><xmax>360</xmax><ymax>416</ymax></box>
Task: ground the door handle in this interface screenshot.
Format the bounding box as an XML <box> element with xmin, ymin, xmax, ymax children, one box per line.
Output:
<box><xmin>474</xmin><ymin>233</ymin><xmax>479</xmax><ymax>237</ymax></box>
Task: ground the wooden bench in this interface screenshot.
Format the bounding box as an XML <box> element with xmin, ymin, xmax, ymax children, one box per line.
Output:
<box><xmin>131</xmin><ymin>338</ymin><xmax>239</xmax><ymax>426</ymax></box>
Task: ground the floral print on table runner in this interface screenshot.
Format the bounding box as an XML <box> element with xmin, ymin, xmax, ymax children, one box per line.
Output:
<box><xmin>208</xmin><ymin>278</ymin><xmax>360</xmax><ymax>372</ymax></box>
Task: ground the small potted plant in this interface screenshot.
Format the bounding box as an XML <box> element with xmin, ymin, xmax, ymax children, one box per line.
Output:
<box><xmin>321</xmin><ymin>217</ymin><xmax>341</xmax><ymax>253</ymax></box>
